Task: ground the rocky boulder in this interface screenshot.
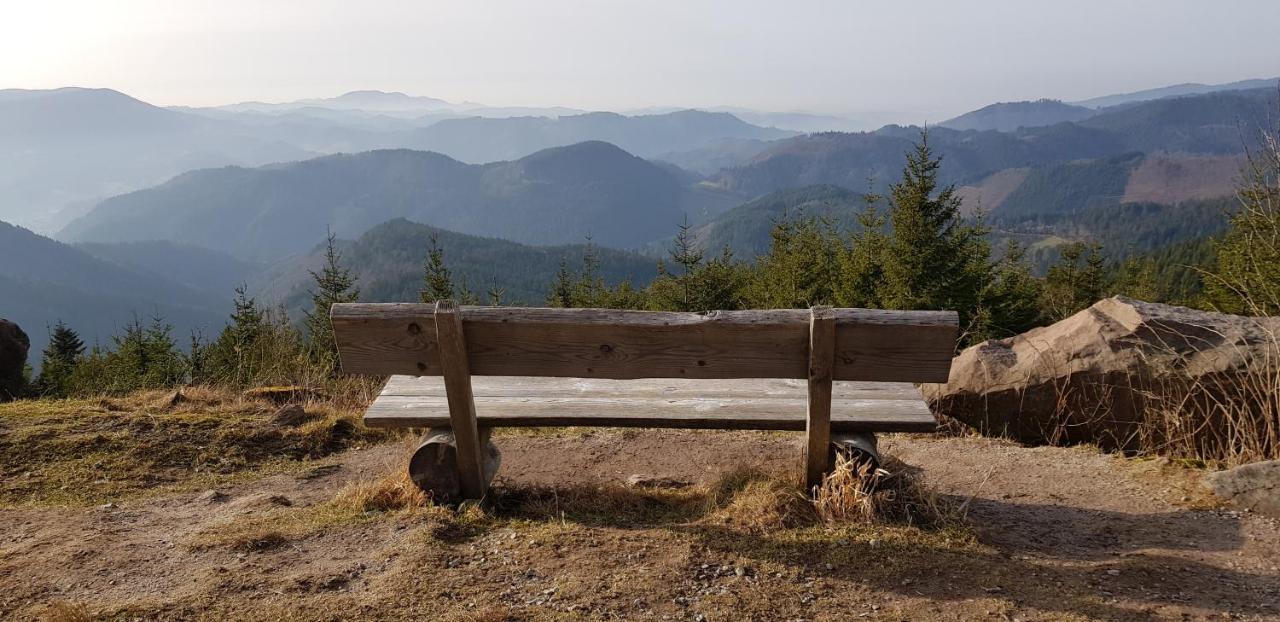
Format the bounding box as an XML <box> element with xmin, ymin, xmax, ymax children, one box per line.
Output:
<box><xmin>0</xmin><ymin>318</ymin><xmax>29</xmax><ymax>401</ymax></box>
<box><xmin>923</xmin><ymin>297</ymin><xmax>1280</xmax><ymax>450</ymax></box>
<box><xmin>1204</xmin><ymin>460</ymin><xmax>1280</xmax><ymax>518</ymax></box>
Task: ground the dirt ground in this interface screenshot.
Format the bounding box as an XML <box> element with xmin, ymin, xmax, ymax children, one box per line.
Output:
<box><xmin>3</xmin><ymin>429</ymin><xmax>1279</xmax><ymax>621</ymax></box>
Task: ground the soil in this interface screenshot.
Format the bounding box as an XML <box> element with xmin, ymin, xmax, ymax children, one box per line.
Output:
<box><xmin>3</xmin><ymin>430</ymin><xmax>1279</xmax><ymax>621</ymax></box>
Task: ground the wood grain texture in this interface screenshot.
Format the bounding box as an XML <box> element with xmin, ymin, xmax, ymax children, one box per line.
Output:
<box><xmin>805</xmin><ymin>306</ymin><xmax>835</xmax><ymax>490</ymax></box>
<box><xmin>365</xmin><ymin>375</ymin><xmax>937</xmax><ymax>433</ymax></box>
<box><xmin>332</xmin><ymin>304</ymin><xmax>957</xmax><ymax>383</ymax></box>
<box><xmin>432</xmin><ymin>300</ymin><xmax>487</xmax><ymax>500</ymax></box>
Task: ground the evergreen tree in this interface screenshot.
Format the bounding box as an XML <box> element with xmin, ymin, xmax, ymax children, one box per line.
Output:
<box><xmin>836</xmin><ymin>194</ymin><xmax>889</xmax><ymax>308</ymax></box>
<box><xmin>304</xmin><ymin>231</ymin><xmax>360</xmax><ymax>368</ymax></box>
<box><xmin>1206</xmin><ymin>126</ymin><xmax>1280</xmax><ymax>314</ymax></box>
<box><xmin>746</xmin><ymin>216</ymin><xmax>844</xmax><ymax>308</ymax></box>
<box><xmin>648</xmin><ymin>220</ymin><xmax>746</xmax><ymax>312</ymax></box>
<box><xmin>1110</xmin><ymin>257</ymin><xmax>1162</xmax><ymax>303</ymax></box>
<box><xmin>878</xmin><ymin>131</ymin><xmax>991</xmax><ymax>335</ymax></box>
<box><xmin>420</xmin><ymin>234</ymin><xmax>455</xmax><ymax>303</ymax></box>
<box><xmin>34</xmin><ymin>320</ymin><xmax>85</xmax><ymax>397</ymax></box>
<box><xmin>978</xmin><ymin>240</ymin><xmax>1044</xmax><ymax>339</ymax></box>
<box><xmin>547</xmin><ymin>258</ymin><xmax>574</xmax><ymax>308</ymax></box>
<box><xmin>486</xmin><ymin>278</ymin><xmax>507</xmax><ymax>306</ymax></box>
<box><xmin>1042</xmin><ymin>242</ymin><xmax>1106</xmax><ymax>321</ymax></box>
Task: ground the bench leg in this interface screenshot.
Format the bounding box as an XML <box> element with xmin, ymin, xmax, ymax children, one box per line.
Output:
<box><xmin>409</xmin><ymin>427</ymin><xmax>502</xmax><ymax>503</ymax></box>
<box><xmin>434</xmin><ymin>300</ymin><xmax>489</xmax><ymax>500</ymax></box>
<box><xmin>804</xmin><ymin>305</ymin><xmax>835</xmax><ymax>491</ymax></box>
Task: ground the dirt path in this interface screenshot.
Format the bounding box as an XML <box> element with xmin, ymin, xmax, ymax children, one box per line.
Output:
<box><xmin>3</xmin><ymin>431</ymin><xmax>1278</xmax><ymax>621</ymax></box>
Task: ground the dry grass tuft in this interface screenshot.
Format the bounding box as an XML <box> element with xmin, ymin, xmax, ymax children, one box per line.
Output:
<box><xmin>332</xmin><ymin>466</ymin><xmax>430</xmax><ymax>513</ymax></box>
<box><xmin>701</xmin><ymin>466</ymin><xmax>817</xmax><ymax>531</ymax></box>
<box><xmin>814</xmin><ymin>455</ymin><xmax>967</xmax><ymax>528</ymax></box>
<box><xmin>39</xmin><ymin>600</ymin><xmax>94</xmax><ymax>622</ymax></box>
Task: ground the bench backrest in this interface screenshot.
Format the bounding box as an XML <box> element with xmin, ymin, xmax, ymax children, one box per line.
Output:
<box><xmin>332</xmin><ymin>303</ymin><xmax>958</xmax><ymax>383</ymax></box>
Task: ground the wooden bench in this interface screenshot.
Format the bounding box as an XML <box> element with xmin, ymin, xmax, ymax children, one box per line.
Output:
<box><xmin>332</xmin><ymin>301</ymin><xmax>958</xmax><ymax>501</ymax></box>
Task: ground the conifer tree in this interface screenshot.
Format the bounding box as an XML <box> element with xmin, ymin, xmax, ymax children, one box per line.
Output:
<box><xmin>878</xmin><ymin>131</ymin><xmax>991</xmax><ymax>332</ymax></box>
<box><xmin>304</xmin><ymin>231</ymin><xmax>360</xmax><ymax>367</ymax></box>
<box><xmin>978</xmin><ymin>240</ymin><xmax>1044</xmax><ymax>339</ymax></box>
<box><xmin>420</xmin><ymin>234</ymin><xmax>455</xmax><ymax>303</ymax></box>
<box><xmin>34</xmin><ymin>320</ymin><xmax>85</xmax><ymax>397</ymax></box>
<box><xmin>836</xmin><ymin>193</ymin><xmax>889</xmax><ymax>308</ymax></box>
<box><xmin>547</xmin><ymin>258</ymin><xmax>574</xmax><ymax>308</ymax></box>
<box><xmin>486</xmin><ymin>278</ymin><xmax>507</xmax><ymax>306</ymax></box>
<box><xmin>1206</xmin><ymin>123</ymin><xmax>1280</xmax><ymax>314</ymax></box>
<box><xmin>1042</xmin><ymin>242</ymin><xmax>1106</xmax><ymax>321</ymax></box>
<box><xmin>747</xmin><ymin>216</ymin><xmax>843</xmax><ymax>308</ymax></box>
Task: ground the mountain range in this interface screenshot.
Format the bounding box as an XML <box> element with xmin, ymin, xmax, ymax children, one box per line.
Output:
<box><xmin>60</xmin><ymin>141</ymin><xmax>740</xmax><ymax>260</ymax></box>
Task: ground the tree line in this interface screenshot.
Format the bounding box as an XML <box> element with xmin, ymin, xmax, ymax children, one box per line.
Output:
<box><xmin>20</xmin><ymin>128</ymin><xmax>1279</xmax><ymax>399</ymax></box>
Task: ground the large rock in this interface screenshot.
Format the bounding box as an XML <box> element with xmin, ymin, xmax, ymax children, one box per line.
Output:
<box><xmin>0</xmin><ymin>318</ymin><xmax>29</xmax><ymax>401</ymax></box>
<box><xmin>923</xmin><ymin>297</ymin><xmax>1280</xmax><ymax>450</ymax></box>
<box><xmin>1204</xmin><ymin>460</ymin><xmax>1280</xmax><ymax>518</ymax></box>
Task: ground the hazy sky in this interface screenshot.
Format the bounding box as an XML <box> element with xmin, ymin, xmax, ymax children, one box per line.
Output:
<box><xmin>4</xmin><ymin>0</ymin><xmax>1278</xmax><ymax>119</ymax></box>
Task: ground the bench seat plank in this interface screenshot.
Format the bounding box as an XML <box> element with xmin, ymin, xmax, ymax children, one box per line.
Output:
<box><xmin>365</xmin><ymin>376</ymin><xmax>937</xmax><ymax>433</ymax></box>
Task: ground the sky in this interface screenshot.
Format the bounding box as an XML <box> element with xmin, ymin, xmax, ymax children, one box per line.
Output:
<box><xmin>3</xmin><ymin>0</ymin><xmax>1279</xmax><ymax>120</ymax></box>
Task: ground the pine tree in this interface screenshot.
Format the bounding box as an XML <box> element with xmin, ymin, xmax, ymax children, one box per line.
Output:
<box><xmin>304</xmin><ymin>231</ymin><xmax>360</xmax><ymax>368</ymax></box>
<box><xmin>1206</xmin><ymin>123</ymin><xmax>1280</xmax><ymax>314</ymax></box>
<box><xmin>420</xmin><ymin>234</ymin><xmax>455</xmax><ymax>303</ymax></box>
<box><xmin>836</xmin><ymin>193</ymin><xmax>889</xmax><ymax>308</ymax></box>
<box><xmin>649</xmin><ymin>236</ymin><xmax>745</xmax><ymax>312</ymax></box>
<box><xmin>486</xmin><ymin>278</ymin><xmax>507</xmax><ymax>306</ymax></box>
<box><xmin>878</xmin><ymin>131</ymin><xmax>991</xmax><ymax>334</ymax></box>
<box><xmin>747</xmin><ymin>216</ymin><xmax>844</xmax><ymax>308</ymax></box>
<box><xmin>34</xmin><ymin>320</ymin><xmax>85</xmax><ymax>397</ymax></box>
<box><xmin>978</xmin><ymin>240</ymin><xmax>1044</xmax><ymax>339</ymax></box>
<box><xmin>1042</xmin><ymin>242</ymin><xmax>1106</xmax><ymax>321</ymax></box>
<box><xmin>547</xmin><ymin>258</ymin><xmax>574</xmax><ymax>308</ymax></box>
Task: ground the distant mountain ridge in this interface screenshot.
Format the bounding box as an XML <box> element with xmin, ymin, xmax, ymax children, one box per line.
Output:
<box><xmin>61</xmin><ymin>142</ymin><xmax>741</xmax><ymax>260</ymax></box>
<box><xmin>940</xmin><ymin>99</ymin><xmax>1096</xmax><ymax>132</ymax></box>
<box><xmin>402</xmin><ymin>110</ymin><xmax>797</xmax><ymax>163</ymax></box>
<box><xmin>1073</xmin><ymin>77</ymin><xmax>1277</xmax><ymax>109</ymax></box>
<box><xmin>713</xmin><ymin>88</ymin><xmax>1277</xmax><ymax>219</ymax></box>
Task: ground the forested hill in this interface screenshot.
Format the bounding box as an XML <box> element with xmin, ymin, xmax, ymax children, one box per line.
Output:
<box><xmin>61</xmin><ymin>141</ymin><xmax>740</xmax><ymax>261</ymax></box>
<box><xmin>645</xmin><ymin>185</ymin><xmax>867</xmax><ymax>260</ymax></box>
<box><xmin>713</xmin><ymin>88</ymin><xmax>1275</xmax><ymax>220</ymax></box>
<box><xmin>0</xmin><ymin>220</ymin><xmax>226</xmax><ymax>366</ymax></box>
<box><xmin>940</xmin><ymin>99</ymin><xmax>1096</xmax><ymax>132</ymax></box>
<box><xmin>253</xmin><ymin>218</ymin><xmax>660</xmax><ymax>312</ymax></box>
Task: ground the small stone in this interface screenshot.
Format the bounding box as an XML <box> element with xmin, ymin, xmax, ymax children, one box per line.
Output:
<box><xmin>824</xmin><ymin>563</ymin><xmax>834</xmax><ymax>571</ymax></box>
<box><xmin>98</xmin><ymin>502</ymin><xmax>116</xmax><ymax>510</ymax></box>
<box><xmin>197</xmin><ymin>490</ymin><xmax>230</xmax><ymax>504</ymax></box>
<box><xmin>1106</xmin><ymin>569</ymin><xmax>1121</xmax><ymax>576</ymax></box>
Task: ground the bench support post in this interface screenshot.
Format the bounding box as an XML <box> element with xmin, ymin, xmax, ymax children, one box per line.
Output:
<box><xmin>433</xmin><ymin>300</ymin><xmax>488</xmax><ymax>501</ymax></box>
<box><xmin>804</xmin><ymin>305</ymin><xmax>836</xmax><ymax>491</ymax></box>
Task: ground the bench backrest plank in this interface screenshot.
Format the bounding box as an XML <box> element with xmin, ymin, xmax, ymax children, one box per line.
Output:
<box><xmin>332</xmin><ymin>304</ymin><xmax>958</xmax><ymax>383</ymax></box>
